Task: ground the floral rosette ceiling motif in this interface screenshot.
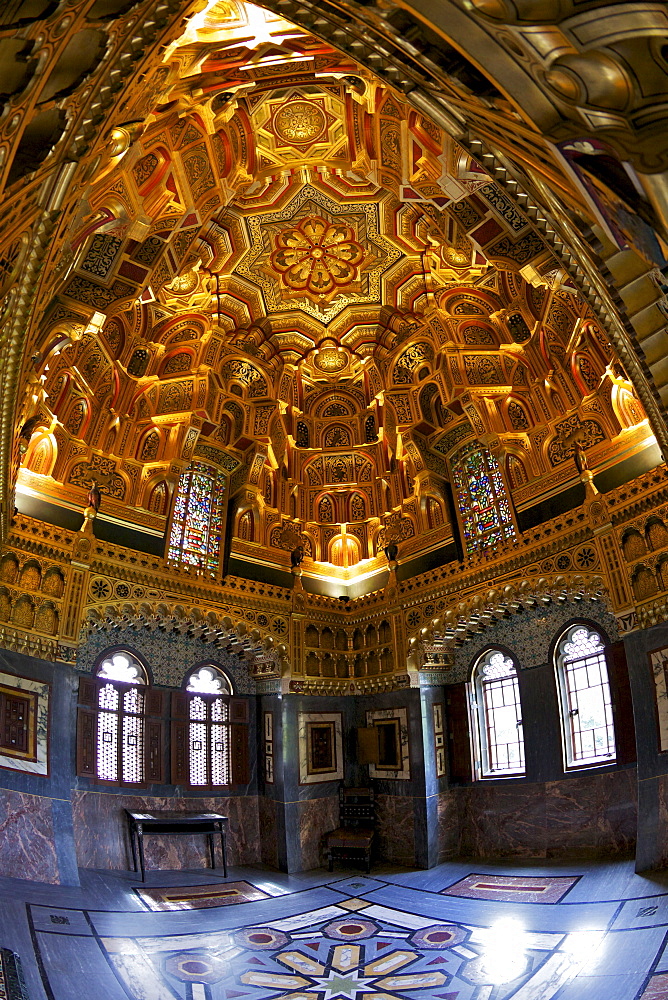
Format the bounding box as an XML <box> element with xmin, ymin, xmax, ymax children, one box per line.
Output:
<box><xmin>271</xmin><ymin>99</ymin><xmax>332</xmax><ymax>150</ymax></box>
<box><xmin>271</xmin><ymin>216</ymin><xmax>365</xmax><ymax>302</ymax></box>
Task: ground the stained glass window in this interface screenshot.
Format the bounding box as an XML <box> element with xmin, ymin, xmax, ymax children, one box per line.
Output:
<box><xmin>451</xmin><ymin>442</ymin><xmax>515</xmax><ymax>554</ymax></box>
<box><xmin>186</xmin><ymin>665</ymin><xmax>232</xmax><ymax>787</ymax></box>
<box><xmin>470</xmin><ymin>649</ymin><xmax>525</xmax><ymax>778</ymax></box>
<box><xmin>555</xmin><ymin>625</ymin><xmax>616</xmax><ymax>768</ymax></box>
<box><xmin>95</xmin><ymin>651</ymin><xmax>147</xmax><ymax>783</ymax></box>
<box><xmin>168</xmin><ymin>462</ymin><xmax>225</xmax><ymax>572</ymax></box>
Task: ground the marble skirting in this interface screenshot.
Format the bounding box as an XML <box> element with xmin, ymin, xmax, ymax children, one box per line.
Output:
<box><xmin>72</xmin><ymin>791</ymin><xmax>261</xmax><ymax>872</ymax></box>
<box><xmin>258</xmin><ymin>795</ymin><xmax>279</xmax><ymax>869</ymax></box>
<box><xmin>636</xmin><ymin>773</ymin><xmax>668</xmax><ymax>872</ymax></box>
<box><xmin>375</xmin><ymin>793</ymin><xmax>416</xmax><ymax>865</ymax></box>
<box><xmin>438</xmin><ymin>768</ymin><xmax>637</xmax><ymax>861</ymax></box>
<box><xmin>0</xmin><ymin>788</ymin><xmax>60</xmax><ymax>883</ymax></box>
<box><xmin>297</xmin><ymin>795</ymin><xmax>339</xmax><ymax>870</ymax></box>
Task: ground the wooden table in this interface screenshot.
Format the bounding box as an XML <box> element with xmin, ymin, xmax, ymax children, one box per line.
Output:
<box><xmin>126</xmin><ymin>811</ymin><xmax>228</xmax><ymax>882</ymax></box>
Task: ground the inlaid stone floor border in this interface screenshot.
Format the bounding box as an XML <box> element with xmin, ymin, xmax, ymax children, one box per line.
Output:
<box><xmin>134</xmin><ymin>879</ymin><xmax>271</xmax><ymax>911</ymax></box>
<box><xmin>6</xmin><ymin>859</ymin><xmax>668</xmax><ymax>999</ymax></box>
<box><xmin>441</xmin><ymin>872</ymin><xmax>581</xmax><ymax>904</ymax></box>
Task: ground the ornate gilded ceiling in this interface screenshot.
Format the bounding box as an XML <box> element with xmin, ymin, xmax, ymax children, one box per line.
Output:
<box><xmin>6</xmin><ymin>0</ymin><xmax>660</xmax><ymax>585</ymax></box>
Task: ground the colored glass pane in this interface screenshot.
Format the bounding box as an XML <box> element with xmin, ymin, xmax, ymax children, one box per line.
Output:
<box><xmin>451</xmin><ymin>442</ymin><xmax>515</xmax><ymax>553</ymax></box>
<box><xmin>168</xmin><ymin>462</ymin><xmax>225</xmax><ymax>572</ymax></box>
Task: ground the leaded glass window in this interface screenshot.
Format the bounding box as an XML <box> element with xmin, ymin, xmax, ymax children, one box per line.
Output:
<box><xmin>95</xmin><ymin>651</ymin><xmax>147</xmax><ymax>783</ymax></box>
<box><xmin>451</xmin><ymin>442</ymin><xmax>515</xmax><ymax>554</ymax></box>
<box><xmin>555</xmin><ymin>625</ymin><xmax>616</xmax><ymax>768</ymax></box>
<box><xmin>186</xmin><ymin>665</ymin><xmax>232</xmax><ymax>787</ymax></box>
<box><xmin>168</xmin><ymin>462</ymin><xmax>225</xmax><ymax>572</ymax></box>
<box><xmin>471</xmin><ymin>649</ymin><xmax>525</xmax><ymax>778</ymax></box>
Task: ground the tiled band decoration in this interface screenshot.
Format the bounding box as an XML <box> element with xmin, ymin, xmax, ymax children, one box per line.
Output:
<box><xmin>135</xmin><ymin>880</ymin><xmax>270</xmax><ymax>911</ymax></box>
<box><xmin>442</xmin><ymin>873</ymin><xmax>580</xmax><ymax>904</ymax></box>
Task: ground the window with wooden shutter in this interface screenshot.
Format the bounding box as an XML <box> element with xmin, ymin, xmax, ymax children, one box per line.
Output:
<box><xmin>173</xmin><ymin>665</ymin><xmax>246</xmax><ymax>788</ymax></box>
<box><xmin>76</xmin><ymin>649</ymin><xmax>155</xmax><ymax>785</ymax></box>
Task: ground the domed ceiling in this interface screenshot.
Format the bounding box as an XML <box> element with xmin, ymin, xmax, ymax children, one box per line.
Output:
<box><xmin>16</xmin><ymin>0</ymin><xmax>656</xmax><ymax>590</ymax></box>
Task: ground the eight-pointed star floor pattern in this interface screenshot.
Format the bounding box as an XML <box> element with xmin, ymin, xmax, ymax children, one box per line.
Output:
<box><xmin>4</xmin><ymin>859</ymin><xmax>668</xmax><ymax>999</ymax></box>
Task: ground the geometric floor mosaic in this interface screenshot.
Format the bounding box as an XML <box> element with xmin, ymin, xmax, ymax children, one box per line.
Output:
<box><xmin>19</xmin><ymin>861</ymin><xmax>668</xmax><ymax>1000</ymax></box>
<box><xmin>441</xmin><ymin>873</ymin><xmax>580</xmax><ymax>904</ymax></box>
<box><xmin>135</xmin><ymin>880</ymin><xmax>270</xmax><ymax>911</ymax></box>
<box><xmin>65</xmin><ymin>899</ymin><xmax>614</xmax><ymax>999</ymax></box>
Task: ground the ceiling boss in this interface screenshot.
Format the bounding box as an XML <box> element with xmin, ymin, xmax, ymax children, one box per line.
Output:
<box><xmin>271</xmin><ymin>216</ymin><xmax>365</xmax><ymax>302</ymax></box>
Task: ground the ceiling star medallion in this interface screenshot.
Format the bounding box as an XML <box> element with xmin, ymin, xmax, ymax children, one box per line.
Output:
<box><xmin>271</xmin><ymin>216</ymin><xmax>365</xmax><ymax>303</ymax></box>
<box><xmin>238</xmin><ymin>185</ymin><xmax>403</xmax><ymax>323</ymax></box>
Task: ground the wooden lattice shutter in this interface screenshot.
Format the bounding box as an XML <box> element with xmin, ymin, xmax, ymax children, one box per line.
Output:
<box><xmin>446</xmin><ymin>682</ymin><xmax>472</xmax><ymax>783</ymax></box>
<box><xmin>144</xmin><ymin>689</ymin><xmax>164</xmax><ymax>783</ymax></box>
<box><xmin>230</xmin><ymin>696</ymin><xmax>249</xmax><ymax>785</ymax></box>
<box><xmin>0</xmin><ymin>690</ymin><xmax>31</xmax><ymax>755</ymax></box>
<box><xmin>170</xmin><ymin>691</ymin><xmax>189</xmax><ymax>784</ymax></box>
<box><xmin>606</xmin><ymin>640</ymin><xmax>636</xmax><ymax>765</ymax></box>
<box><xmin>76</xmin><ymin>676</ymin><xmax>100</xmax><ymax>778</ymax></box>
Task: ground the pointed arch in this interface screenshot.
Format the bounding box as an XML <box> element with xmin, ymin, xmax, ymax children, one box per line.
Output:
<box><xmin>469</xmin><ymin>647</ymin><xmax>525</xmax><ymax>778</ymax></box>
<box><xmin>24</xmin><ymin>429</ymin><xmax>57</xmax><ymax>476</ymax></box>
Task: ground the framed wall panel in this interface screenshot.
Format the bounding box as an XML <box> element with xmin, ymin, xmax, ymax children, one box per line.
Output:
<box><xmin>0</xmin><ymin>672</ymin><xmax>49</xmax><ymax>776</ymax></box>
<box><xmin>298</xmin><ymin>712</ymin><xmax>343</xmax><ymax>784</ymax></box>
<box><xmin>365</xmin><ymin>707</ymin><xmax>410</xmax><ymax>779</ymax></box>
<box><xmin>649</xmin><ymin>646</ymin><xmax>668</xmax><ymax>752</ymax></box>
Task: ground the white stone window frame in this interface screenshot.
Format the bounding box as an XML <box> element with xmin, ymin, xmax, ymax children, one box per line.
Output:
<box><xmin>470</xmin><ymin>648</ymin><xmax>525</xmax><ymax>779</ymax></box>
<box><xmin>555</xmin><ymin>624</ymin><xmax>616</xmax><ymax>771</ymax></box>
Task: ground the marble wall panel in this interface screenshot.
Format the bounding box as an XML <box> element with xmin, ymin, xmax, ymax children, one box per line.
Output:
<box><xmin>375</xmin><ymin>793</ymin><xmax>415</xmax><ymax>865</ymax></box>
<box><xmin>72</xmin><ymin>792</ymin><xmax>261</xmax><ymax>871</ymax></box>
<box><xmin>436</xmin><ymin>790</ymin><xmax>461</xmax><ymax>861</ymax></box>
<box><xmin>545</xmin><ymin>769</ymin><xmax>637</xmax><ymax>858</ymax></box>
<box><xmin>0</xmin><ymin>789</ymin><xmax>59</xmax><ymax>882</ymax></box>
<box><xmin>460</xmin><ymin>781</ymin><xmax>548</xmax><ymax>859</ymax></box>
<box><xmin>259</xmin><ymin>795</ymin><xmax>279</xmax><ymax>869</ymax></box>
<box><xmin>444</xmin><ymin>770</ymin><xmax>636</xmax><ymax>861</ymax></box>
<box><xmin>297</xmin><ymin>795</ymin><xmax>339</xmax><ymax>871</ymax></box>
<box><xmin>636</xmin><ymin>774</ymin><xmax>668</xmax><ymax>872</ymax></box>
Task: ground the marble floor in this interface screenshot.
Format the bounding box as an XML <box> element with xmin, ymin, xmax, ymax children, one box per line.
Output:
<box><xmin>3</xmin><ymin>857</ymin><xmax>668</xmax><ymax>999</ymax></box>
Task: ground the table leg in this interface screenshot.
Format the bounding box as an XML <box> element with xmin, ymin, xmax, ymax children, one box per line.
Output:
<box><xmin>129</xmin><ymin>825</ymin><xmax>138</xmax><ymax>874</ymax></box>
<box><xmin>220</xmin><ymin>824</ymin><xmax>227</xmax><ymax>878</ymax></box>
<box><xmin>137</xmin><ymin>829</ymin><xmax>146</xmax><ymax>883</ymax></box>
<box><xmin>208</xmin><ymin>832</ymin><xmax>216</xmax><ymax>869</ymax></box>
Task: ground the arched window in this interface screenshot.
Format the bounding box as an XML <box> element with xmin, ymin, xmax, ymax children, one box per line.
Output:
<box><xmin>95</xmin><ymin>650</ymin><xmax>148</xmax><ymax>784</ymax></box>
<box><xmin>168</xmin><ymin>462</ymin><xmax>225</xmax><ymax>572</ymax></box>
<box><xmin>555</xmin><ymin>625</ymin><xmax>616</xmax><ymax>769</ymax></box>
<box><xmin>451</xmin><ymin>441</ymin><xmax>515</xmax><ymax>554</ymax></box>
<box><xmin>175</xmin><ymin>665</ymin><xmax>236</xmax><ymax>788</ymax></box>
<box><xmin>470</xmin><ymin>649</ymin><xmax>525</xmax><ymax>778</ymax></box>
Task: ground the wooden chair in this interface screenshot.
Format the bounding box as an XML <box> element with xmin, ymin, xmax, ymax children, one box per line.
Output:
<box><xmin>325</xmin><ymin>786</ymin><xmax>375</xmax><ymax>873</ymax></box>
